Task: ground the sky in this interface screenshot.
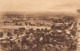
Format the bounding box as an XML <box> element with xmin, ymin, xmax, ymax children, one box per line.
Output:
<box><xmin>0</xmin><ymin>0</ymin><xmax>80</xmax><ymax>13</ymax></box>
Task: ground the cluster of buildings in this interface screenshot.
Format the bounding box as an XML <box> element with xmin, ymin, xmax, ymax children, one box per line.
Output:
<box><xmin>0</xmin><ymin>14</ymin><xmax>77</xmax><ymax>51</ymax></box>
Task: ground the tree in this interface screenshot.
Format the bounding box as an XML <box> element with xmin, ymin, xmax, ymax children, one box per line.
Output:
<box><xmin>29</xmin><ymin>28</ymin><xmax>34</xmax><ymax>33</ymax></box>
<box><xmin>14</xmin><ymin>29</ymin><xmax>19</xmax><ymax>36</ymax></box>
<box><xmin>0</xmin><ymin>32</ymin><xmax>3</xmax><ymax>37</ymax></box>
<box><xmin>7</xmin><ymin>32</ymin><xmax>12</xmax><ymax>37</ymax></box>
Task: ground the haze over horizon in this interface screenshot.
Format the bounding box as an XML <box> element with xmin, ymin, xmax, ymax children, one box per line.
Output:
<box><xmin>0</xmin><ymin>0</ymin><xmax>80</xmax><ymax>13</ymax></box>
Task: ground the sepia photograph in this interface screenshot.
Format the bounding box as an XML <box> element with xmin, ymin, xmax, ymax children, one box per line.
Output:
<box><xmin>0</xmin><ymin>0</ymin><xmax>80</xmax><ymax>51</ymax></box>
